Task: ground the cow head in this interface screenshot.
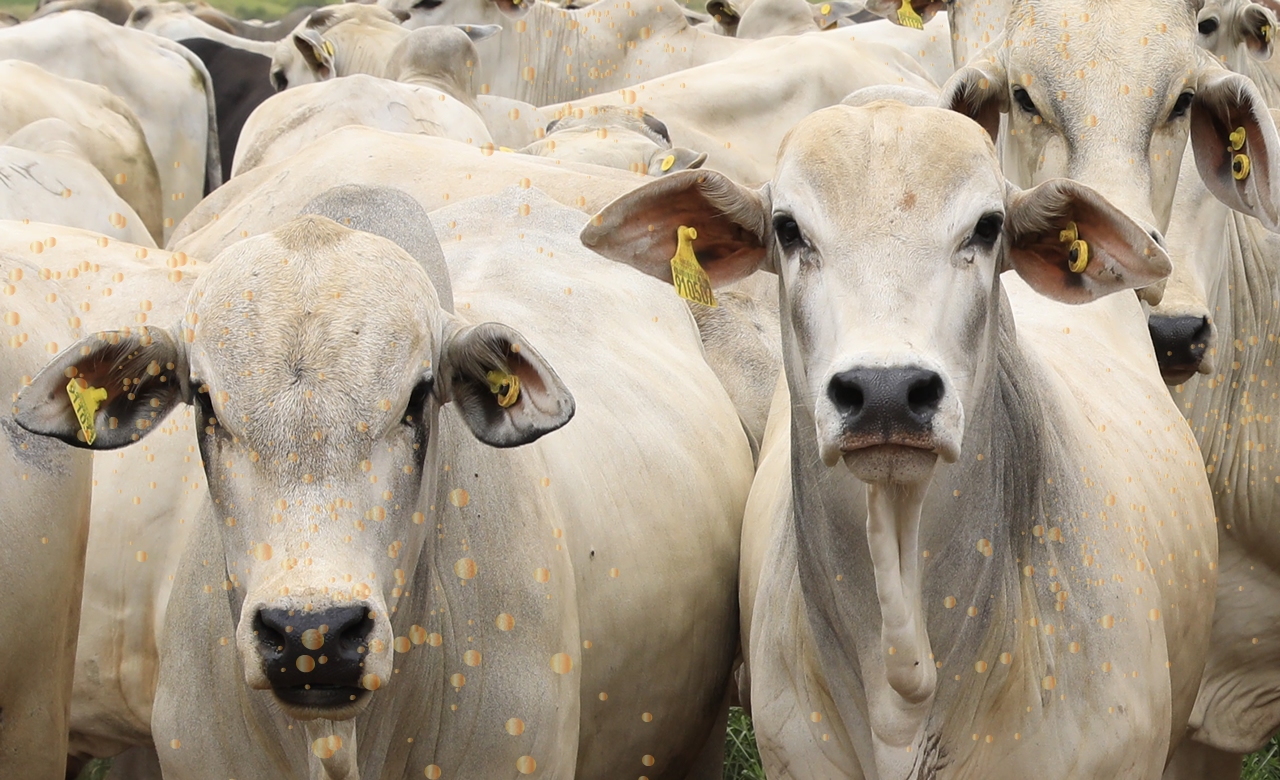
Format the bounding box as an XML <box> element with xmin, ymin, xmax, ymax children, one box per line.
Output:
<box><xmin>270</xmin><ymin>5</ymin><xmax>410</xmax><ymax>91</ymax></box>
<box><xmin>380</xmin><ymin>0</ymin><xmax>531</xmax><ymax>31</ymax></box>
<box><xmin>384</xmin><ymin>23</ymin><xmax>501</xmax><ymax>99</ymax></box>
<box><xmin>582</xmin><ymin>103</ymin><xmax>1167</xmax><ymax>486</ymax></box>
<box><xmin>522</xmin><ymin>106</ymin><xmax>707</xmax><ymax>177</ymax></box>
<box><xmin>939</xmin><ymin>0</ymin><xmax>1280</xmax><ymax>264</ymax></box>
<box><xmin>1196</xmin><ymin>0</ymin><xmax>1279</xmax><ymax>68</ymax></box>
<box><xmin>14</xmin><ymin>216</ymin><xmax>574</xmax><ymax>720</ymax></box>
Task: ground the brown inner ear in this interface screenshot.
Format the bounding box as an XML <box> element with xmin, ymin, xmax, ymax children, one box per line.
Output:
<box><xmin>1242</xmin><ymin>6</ymin><xmax>1274</xmax><ymax>54</ymax></box>
<box><xmin>1009</xmin><ymin>190</ymin><xmax>1146</xmax><ymax>303</ymax></box>
<box><xmin>1193</xmin><ymin>90</ymin><xmax>1271</xmax><ymax>202</ymax></box>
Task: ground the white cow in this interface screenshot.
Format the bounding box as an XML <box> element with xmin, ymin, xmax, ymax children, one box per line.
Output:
<box><xmin>17</xmin><ymin>181</ymin><xmax>755</xmax><ymax>779</ymax></box>
<box><xmin>231</xmin><ymin>74</ymin><xmax>494</xmax><ymax>175</ymax></box>
<box><xmin>584</xmin><ymin>101</ymin><xmax>1218</xmax><ymax>779</ymax></box>
<box><xmin>517</xmin><ymin>105</ymin><xmax>707</xmax><ymax>176</ymax></box>
<box><xmin>126</xmin><ymin>2</ymin><xmax>278</xmax><ymax>55</ymax></box>
<box><xmin>0</xmin><ymin>61</ymin><xmax>163</xmax><ymax>245</ymax></box>
<box><xmin>0</xmin><ymin>11</ymin><xmax>221</xmax><ymax>244</ymax></box>
<box><xmin>171</xmin><ymin>127</ymin><xmax>646</xmax><ymax>256</ymax></box>
<box><xmin>704</xmin><ymin>0</ymin><xmax>861</xmax><ymax>38</ymax></box>
<box><xmin>0</xmin><ymin>219</ymin><xmax>201</xmax><ymax>778</ymax></box>
<box><xmin>268</xmin><ymin>3</ymin><xmax>413</xmax><ymax>90</ymax></box>
<box><xmin>538</xmin><ymin>29</ymin><xmax>937</xmax><ymax>183</ymax></box>
<box><xmin>0</xmin><ymin>227</ymin><xmax>93</xmax><ymax>779</ymax></box>
<box><xmin>380</xmin><ymin>0</ymin><xmax>748</xmax><ymax>103</ymax></box>
<box><xmin>0</xmin><ymin>119</ymin><xmax>155</xmax><ymax>247</ymax></box>
<box><xmin>1195</xmin><ymin>0</ymin><xmax>1280</xmax><ymax>104</ymax></box>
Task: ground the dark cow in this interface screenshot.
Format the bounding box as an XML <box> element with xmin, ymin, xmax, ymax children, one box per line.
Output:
<box><xmin>179</xmin><ymin>37</ymin><xmax>274</xmax><ymax>184</ymax></box>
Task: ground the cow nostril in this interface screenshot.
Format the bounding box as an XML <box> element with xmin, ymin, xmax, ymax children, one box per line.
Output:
<box><xmin>828</xmin><ymin>373</ymin><xmax>865</xmax><ymax>416</ymax></box>
<box><xmin>253</xmin><ymin>611</ymin><xmax>287</xmax><ymax>654</ymax></box>
<box><xmin>1148</xmin><ymin>228</ymin><xmax>1165</xmax><ymax>248</ymax></box>
<box><xmin>907</xmin><ymin>372</ymin><xmax>944</xmax><ymax>416</ymax></box>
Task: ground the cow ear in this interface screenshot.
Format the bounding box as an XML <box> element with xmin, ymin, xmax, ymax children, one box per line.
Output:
<box><xmin>812</xmin><ymin>0</ymin><xmax>860</xmax><ymax>29</ymax></box>
<box><xmin>490</xmin><ymin>0</ymin><xmax>533</xmax><ymax>18</ymax></box>
<box><xmin>293</xmin><ymin>28</ymin><xmax>335</xmax><ymax>81</ymax></box>
<box><xmin>439</xmin><ymin>322</ymin><xmax>574</xmax><ymax>448</ymax></box>
<box><xmin>940</xmin><ymin>58</ymin><xmax>1009</xmax><ymax>141</ymax></box>
<box><xmin>581</xmin><ymin>169</ymin><xmax>772</xmax><ymax>287</ymax></box>
<box><xmin>1191</xmin><ymin>69</ymin><xmax>1280</xmax><ymax>231</ymax></box>
<box><xmin>454</xmin><ymin>22</ymin><xmax>501</xmax><ymax>40</ymax></box>
<box><xmin>844</xmin><ymin>84</ymin><xmax>939</xmax><ymax>108</ymax></box>
<box><xmin>862</xmin><ymin>0</ymin><xmax>946</xmax><ymax>25</ymax></box>
<box><xmin>706</xmin><ymin>0</ymin><xmax>741</xmax><ymax>34</ymax></box>
<box><xmin>1238</xmin><ymin>3</ymin><xmax>1278</xmax><ymax>59</ymax></box>
<box><xmin>647</xmin><ymin>147</ymin><xmax>707</xmax><ymax>176</ymax></box>
<box><xmin>14</xmin><ymin>328</ymin><xmax>187</xmax><ymax>450</ymax></box>
<box><xmin>1004</xmin><ymin>179</ymin><xmax>1172</xmax><ymax>304</ymax></box>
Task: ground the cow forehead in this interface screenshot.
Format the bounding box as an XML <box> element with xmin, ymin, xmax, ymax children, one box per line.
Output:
<box><xmin>1005</xmin><ymin>0</ymin><xmax>1197</xmax><ymax>106</ymax></box>
<box><xmin>186</xmin><ymin>218</ymin><xmax>441</xmax><ymax>455</ymax></box>
<box><xmin>775</xmin><ymin>105</ymin><xmax>1004</xmax><ymax>225</ymax></box>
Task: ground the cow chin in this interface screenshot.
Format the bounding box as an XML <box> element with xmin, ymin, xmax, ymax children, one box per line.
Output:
<box><xmin>236</xmin><ymin>588</ymin><xmax>395</xmax><ymax>722</ymax></box>
<box><xmin>841</xmin><ymin>443</ymin><xmax>940</xmax><ymax>485</ymax></box>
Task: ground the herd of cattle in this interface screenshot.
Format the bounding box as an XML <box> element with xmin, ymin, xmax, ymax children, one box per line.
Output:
<box><xmin>4</xmin><ymin>0</ymin><xmax>1280</xmax><ymax>776</ymax></box>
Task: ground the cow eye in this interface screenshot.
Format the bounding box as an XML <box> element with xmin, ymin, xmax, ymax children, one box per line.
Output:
<box><xmin>1011</xmin><ymin>86</ymin><xmax>1039</xmax><ymax>117</ymax></box>
<box><xmin>1169</xmin><ymin>91</ymin><xmax>1195</xmax><ymax>120</ymax></box>
<box><xmin>971</xmin><ymin>213</ymin><xmax>1004</xmax><ymax>247</ymax></box>
<box><xmin>773</xmin><ymin>214</ymin><xmax>803</xmax><ymax>249</ymax></box>
<box><xmin>1197</xmin><ymin>16</ymin><xmax>1219</xmax><ymax>34</ymax></box>
<box><xmin>413</xmin><ymin>0</ymin><xmax>443</xmax><ymax>9</ymax></box>
<box><xmin>402</xmin><ymin>378</ymin><xmax>433</xmax><ymax>425</ymax></box>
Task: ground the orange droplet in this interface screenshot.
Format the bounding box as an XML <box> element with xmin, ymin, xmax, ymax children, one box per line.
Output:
<box><xmin>297</xmin><ymin>655</ymin><xmax>315</xmax><ymax>673</ymax></box>
<box><xmin>506</xmin><ymin>718</ymin><xmax>525</xmax><ymax>735</ymax></box>
<box><xmin>449</xmin><ymin>488</ymin><xmax>469</xmax><ymax>507</ymax></box>
<box><xmin>363</xmin><ymin>673</ymin><xmax>382</xmax><ymax>691</ymax></box>
<box><xmin>496</xmin><ymin>613</ymin><xmax>515</xmax><ymax>631</ymax></box>
<box><xmin>450</xmin><ymin>673</ymin><xmax>466</xmax><ymax>688</ymax></box>
<box><xmin>425</xmin><ymin>766</ymin><xmax>442</xmax><ymax>779</ymax></box>
<box><xmin>253</xmin><ymin>543</ymin><xmax>272</xmax><ymax>561</ymax></box>
<box><xmin>302</xmin><ymin>629</ymin><xmax>324</xmax><ymax>650</ymax></box>
<box><xmin>455</xmin><ymin>558</ymin><xmax>477</xmax><ymax>580</ymax></box>
<box><xmin>535</xmin><ymin>568</ymin><xmax>550</xmax><ymax>583</ymax></box>
<box><xmin>550</xmin><ymin>653</ymin><xmax>573</xmax><ymax>674</ymax></box>
<box><xmin>464</xmin><ymin>650</ymin><xmax>481</xmax><ymax>667</ymax></box>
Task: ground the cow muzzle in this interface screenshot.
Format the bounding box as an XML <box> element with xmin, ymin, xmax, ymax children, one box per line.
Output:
<box><xmin>246</xmin><ymin>602</ymin><xmax>387</xmax><ymax>719</ymax></box>
<box><xmin>1148</xmin><ymin>314</ymin><xmax>1215</xmax><ymax>385</ymax></box>
<box><xmin>822</xmin><ymin>366</ymin><xmax>961</xmax><ymax>483</ymax></box>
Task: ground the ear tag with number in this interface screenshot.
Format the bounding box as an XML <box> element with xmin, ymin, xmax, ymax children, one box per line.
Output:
<box><xmin>66</xmin><ymin>378</ymin><xmax>109</xmax><ymax>445</ymax></box>
<box><xmin>670</xmin><ymin>226</ymin><xmax>717</xmax><ymax>307</ymax></box>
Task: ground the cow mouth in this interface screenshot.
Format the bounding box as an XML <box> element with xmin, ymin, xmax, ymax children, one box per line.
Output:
<box><xmin>1159</xmin><ymin>364</ymin><xmax>1202</xmax><ymax>386</ymax></box>
<box><xmin>840</xmin><ymin>442</ymin><xmax>940</xmax><ymax>484</ymax></box>
<box><xmin>839</xmin><ymin>431</ymin><xmax>938</xmax><ymax>454</ymax></box>
<box><xmin>273</xmin><ymin>685</ymin><xmax>368</xmax><ymax>710</ymax></box>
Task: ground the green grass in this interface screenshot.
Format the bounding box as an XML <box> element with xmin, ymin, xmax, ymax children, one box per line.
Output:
<box><xmin>1245</xmin><ymin>738</ymin><xmax>1280</xmax><ymax>780</ymax></box>
<box><xmin>73</xmin><ymin>759</ymin><xmax>112</xmax><ymax>780</ymax></box>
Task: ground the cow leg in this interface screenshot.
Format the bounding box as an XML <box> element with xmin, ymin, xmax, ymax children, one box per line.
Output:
<box><xmin>1162</xmin><ymin>739</ymin><xmax>1243</xmax><ymax>780</ymax></box>
<box><xmin>678</xmin><ymin>684</ymin><xmax>732</xmax><ymax>780</ymax></box>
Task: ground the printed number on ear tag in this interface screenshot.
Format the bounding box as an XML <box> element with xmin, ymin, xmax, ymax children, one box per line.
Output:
<box><xmin>1059</xmin><ymin>221</ymin><xmax>1090</xmax><ymax>274</ymax></box>
<box><xmin>66</xmin><ymin>378</ymin><xmax>109</xmax><ymax>445</ymax></box>
<box><xmin>486</xmin><ymin>370</ymin><xmax>521</xmax><ymax>408</ymax></box>
<box><xmin>897</xmin><ymin>0</ymin><xmax>924</xmax><ymax>29</ymax></box>
<box><xmin>670</xmin><ymin>226</ymin><xmax>717</xmax><ymax>308</ymax></box>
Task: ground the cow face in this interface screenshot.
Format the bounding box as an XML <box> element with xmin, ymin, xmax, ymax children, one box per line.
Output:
<box><xmin>941</xmin><ymin>0</ymin><xmax>1280</xmax><ymax>249</ymax></box>
<box><xmin>14</xmin><ymin>216</ymin><xmax>574</xmax><ymax>720</ymax></box>
<box><xmin>1196</xmin><ymin>0</ymin><xmax>1278</xmax><ymax>69</ymax></box>
<box><xmin>522</xmin><ymin>107</ymin><xmax>707</xmax><ymax>177</ymax></box>
<box><xmin>582</xmin><ymin>103</ymin><xmax>1167</xmax><ymax>486</ymax></box>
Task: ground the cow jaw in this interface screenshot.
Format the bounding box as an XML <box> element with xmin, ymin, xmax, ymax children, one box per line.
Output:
<box><xmin>304</xmin><ymin>719</ymin><xmax>360</xmax><ymax>780</ymax></box>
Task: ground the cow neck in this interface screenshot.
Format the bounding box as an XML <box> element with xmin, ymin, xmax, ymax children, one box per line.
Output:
<box><xmin>1180</xmin><ymin>208</ymin><xmax>1280</xmax><ymax>556</ymax></box>
<box><xmin>780</xmin><ymin>281</ymin><xmax>1051</xmax><ymax>768</ymax></box>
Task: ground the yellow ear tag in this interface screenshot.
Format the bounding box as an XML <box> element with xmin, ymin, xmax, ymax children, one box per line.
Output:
<box><xmin>660</xmin><ymin>154</ymin><xmax>676</xmax><ymax>172</ymax></box>
<box><xmin>820</xmin><ymin>3</ymin><xmax>831</xmax><ymax>13</ymax></box>
<box><xmin>1059</xmin><ymin>221</ymin><xmax>1089</xmax><ymax>274</ymax></box>
<box><xmin>670</xmin><ymin>226</ymin><xmax>717</xmax><ymax>307</ymax></box>
<box><xmin>66</xmin><ymin>378</ymin><xmax>109</xmax><ymax>445</ymax></box>
<box><xmin>1264</xmin><ymin>23</ymin><xmax>1273</xmax><ymax>43</ymax></box>
<box><xmin>1230</xmin><ymin>126</ymin><xmax>1247</xmax><ymax>151</ymax></box>
<box><xmin>499</xmin><ymin>146</ymin><xmax>514</xmax><ymax>152</ymax></box>
<box><xmin>1234</xmin><ymin>153</ymin><xmax>1251</xmax><ymax>180</ymax></box>
<box><xmin>485</xmin><ymin>370</ymin><xmax>521</xmax><ymax>408</ymax></box>
<box><xmin>322</xmin><ymin>39</ymin><xmax>335</xmax><ymax>57</ymax></box>
<box><xmin>897</xmin><ymin>0</ymin><xmax>924</xmax><ymax>29</ymax></box>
